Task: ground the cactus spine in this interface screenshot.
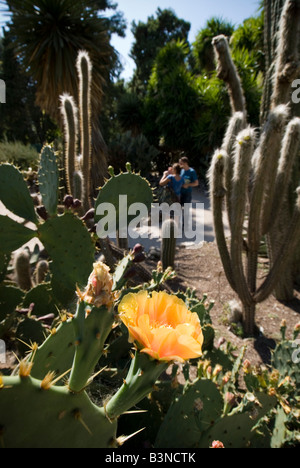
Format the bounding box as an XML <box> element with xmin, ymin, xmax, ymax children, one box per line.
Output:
<box><xmin>161</xmin><ymin>218</ymin><xmax>176</xmax><ymax>270</ymax></box>
<box><xmin>60</xmin><ymin>51</ymin><xmax>92</xmax><ymax>213</ymax></box>
<box><xmin>210</xmin><ymin>33</ymin><xmax>300</xmax><ymax>335</ymax></box>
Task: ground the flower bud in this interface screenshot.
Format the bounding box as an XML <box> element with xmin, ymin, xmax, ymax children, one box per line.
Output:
<box><xmin>78</xmin><ymin>261</ymin><xmax>118</xmax><ymax>308</ymax></box>
<box><xmin>132</xmin><ymin>243</ymin><xmax>144</xmax><ymax>254</ymax></box>
<box><xmin>211</xmin><ymin>440</ymin><xmax>225</xmax><ymax>448</ymax></box>
<box><xmin>224</xmin><ymin>392</ymin><xmax>236</xmax><ymax>408</ymax></box>
<box><xmin>243</xmin><ymin>359</ymin><xmax>252</xmax><ymax>374</ymax></box>
<box><xmin>72</xmin><ymin>199</ymin><xmax>82</xmax><ymax>209</ymax></box>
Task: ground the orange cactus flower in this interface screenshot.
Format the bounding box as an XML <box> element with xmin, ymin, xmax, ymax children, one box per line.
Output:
<box><xmin>118</xmin><ymin>291</ymin><xmax>203</xmax><ymax>363</ymax></box>
<box><xmin>78</xmin><ymin>261</ymin><xmax>118</xmax><ymax>308</ymax></box>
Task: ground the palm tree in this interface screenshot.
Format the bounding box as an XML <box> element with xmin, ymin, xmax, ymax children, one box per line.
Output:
<box><xmin>3</xmin><ymin>0</ymin><xmax>118</xmax><ymax>188</ymax></box>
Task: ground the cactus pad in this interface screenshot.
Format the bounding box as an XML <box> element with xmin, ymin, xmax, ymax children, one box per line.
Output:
<box><xmin>0</xmin><ymin>253</ymin><xmax>9</xmax><ymax>282</ymax></box>
<box><xmin>38</xmin><ymin>145</ymin><xmax>59</xmax><ymax>216</ymax></box>
<box><xmin>23</xmin><ymin>283</ymin><xmax>58</xmax><ymax>318</ymax></box>
<box><xmin>200</xmin><ymin>392</ymin><xmax>276</xmax><ymax>448</ymax></box>
<box><xmin>0</xmin><ymin>285</ymin><xmax>24</xmax><ymax>322</ymax></box>
<box><xmin>38</xmin><ymin>212</ymin><xmax>94</xmax><ymax>306</ymax></box>
<box><xmin>0</xmin><ymin>216</ymin><xmax>37</xmax><ymax>254</ymax></box>
<box><xmin>94</xmin><ymin>172</ymin><xmax>153</xmax><ymax>238</ymax></box>
<box><xmin>0</xmin><ymin>164</ymin><xmax>37</xmax><ymax>223</ymax></box>
<box><xmin>31</xmin><ymin>319</ymin><xmax>75</xmax><ymax>382</ymax></box>
<box><xmin>155</xmin><ymin>379</ymin><xmax>223</xmax><ymax>448</ymax></box>
<box><xmin>0</xmin><ymin>375</ymin><xmax>117</xmax><ymax>448</ymax></box>
<box><xmin>68</xmin><ymin>301</ymin><xmax>115</xmax><ymax>393</ymax></box>
<box><xmin>272</xmin><ymin>340</ymin><xmax>300</xmax><ymax>393</ymax></box>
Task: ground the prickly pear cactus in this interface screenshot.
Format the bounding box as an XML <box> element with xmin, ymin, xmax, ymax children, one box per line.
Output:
<box><xmin>272</xmin><ymin>340</ymin><xmax>300</xmax><ymax>394</ymax></box>
<box><xmin>38</xmin><ymin>212</ymin><xmax>94</xmax><ymax>306</ymax></box>
<box><xmin>161</xmin><ymin>218</ymin><xmax>176</xmax><ymax>270</ymax></box>
<box><xmin>0</xmin><ymin>215</ymin><xmax>36</xmax><ymax>254</ymax></box>
<box><xmin>155</xmin><ymin>369</ymin><xmax>277</xmax><ymax>449</ymax></box>
<box><xmin>29</xmin><ymin>318</ymin><xmax>76</xmax><ymax>382</ymax></box>
<box><xmin>0</xmin><ymin>253</ymin><xmax>9</xmax><ymax>283</ymax></box>
<box><xmin>0</xmin><ymin>372</ymin><xmax>117</xmax><ymax>448</ymax></box>
<box><xmin>0</xmin><ymin>163</ymin><xmax>38</xmax><ymax>223</ymax></box>
<box><xmin>0</xmin><ymin>284</ymin><xmax>24</xmax><ymax>323</ymax></box>
<box><xmin>155</xmin><ymin>379</ymin><xmax>223</xmax><ymax>448</ymax></box>
<box><xmin>199</xmin><ymin>392</ymin><xmax>276</xmax><ymax>448</ymax></box>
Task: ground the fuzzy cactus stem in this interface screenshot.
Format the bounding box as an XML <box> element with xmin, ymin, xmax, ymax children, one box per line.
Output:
<box><xmin>271</xmin><ymin>0</ymin><xmax>300</xmax><ymax>108</ymax></box>
<box><xmin>208</xmin><ymin>150</ymin><xmax>236</xmax><ymax>294</ymax></box>
<box><xmin>77</xmin><ymin>51</ymin><xmax>92</xmax><ymax>212</ymax></box>
<box><xmin>68</xmin><ymin>300</ymin><xmax>114</xmax><ymax>393</ymax></box>
<box><xmin>221</xmin><ymin>112</ymin><xmax>246</xmax><ymax>229</ymax></box>
<box><xmin>60</xmin><ymin>94</ymin><xmax>79</xmax><ymax>197</ymax></box>
<box><xmin>105</xmin><ymin>352</ymin><xmax>168</xmax><ymax>421</ymax></box>
<box><xmin>212</xmin><ymin>35</ymin><xmax>247</xmax><ymax>115</ymax></box>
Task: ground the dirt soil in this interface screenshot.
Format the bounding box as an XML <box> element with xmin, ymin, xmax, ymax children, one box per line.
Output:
<box><xmin>158</xmin><ymin>242</ymin><xmax>300</xmax><ymax>367</ymax></box>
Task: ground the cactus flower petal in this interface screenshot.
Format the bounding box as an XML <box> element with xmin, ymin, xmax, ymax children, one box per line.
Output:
<box><xmin>79</xmin><ymin>261</ymin><xmax>118</xmax><ymax>308</ymax></box>
<box><xmin>118</xmin><ymin>291</ymin><xmax>203</xmax><ymax>362</ymax></box>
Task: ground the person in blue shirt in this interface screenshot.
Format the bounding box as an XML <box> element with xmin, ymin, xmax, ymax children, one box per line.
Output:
<box><xmin>159</xmin><ymin>163</ymin><xmax>184</xmax><ymax>201</ymax></box>
<box><xmin>179</xmin><ymin>156</ymin><xmax>199</xmax><ymax>205</ymax></box>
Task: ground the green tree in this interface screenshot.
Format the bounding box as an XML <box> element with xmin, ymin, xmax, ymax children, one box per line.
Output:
<box><xmin>130</xmin><ymin>8</ymin><xmax>191</xmax><ymax>95</ymax></box>
<box><xmin>117</xmin><ymin>92</ymin><xmax>144</xmax><ymax>137</ymax></box>
<box><xmin>145</xmin><ymin>41</ymin><xmax>199</xmax><ymax>152</ymax></box>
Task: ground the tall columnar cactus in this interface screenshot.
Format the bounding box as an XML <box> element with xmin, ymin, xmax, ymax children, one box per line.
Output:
<box><xmin>161</xmin><ymin>218</ymin><xmax>176</xmax><ymax>270</ymax></box>
<box><xmin>209</xmin><ymin>114</ymin><xmax>300</xmax><ymax>335</ymax></box>
<box><xmin>270</xmin><ymin>0</ymin><xmax>300</xmax><ymax>109</ymax></box>
<box><xmin>77</xmin><ymin>51</ymin><xmax>92</xmax><ymax>210</ymax></box>
<box><xmin>214</xmin><ymin>1</ymin><xmax>300</xmax><ymax>300</ymax></box>
<box><xmin>60</xmin><ymin>95</ymin><xmax>80</xmax><ymax>198</ymax></box>
<box><xmin>60</xmin><ymin>51</ymin><xmax>92</xmax><ymax>213</ymax></box>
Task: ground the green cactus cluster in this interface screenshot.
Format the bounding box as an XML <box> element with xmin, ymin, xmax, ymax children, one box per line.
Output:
<box><xmin>271</xmin><ymin>322</ymin><xmax>300</xmax><ymax>395</ymax></box>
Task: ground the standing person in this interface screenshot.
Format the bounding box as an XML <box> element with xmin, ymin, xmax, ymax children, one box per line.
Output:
<box><xmin>159</xmin><ymin>163</ymin><xmax>184</xmax><ymax>202</ymax></box>
<box><xmin>179</xmin><ymin>156</ymin><xmax>199</xmax><ymax>205</ymax></box>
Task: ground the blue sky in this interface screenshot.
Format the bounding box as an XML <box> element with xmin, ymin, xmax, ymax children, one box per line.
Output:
<box><xmin>0</xmin><ymin>0</ymin><xmax>261</xmax><ymax>81</ymax></box>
